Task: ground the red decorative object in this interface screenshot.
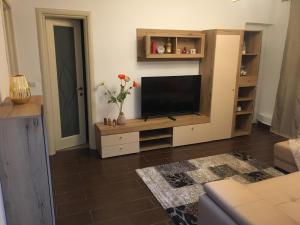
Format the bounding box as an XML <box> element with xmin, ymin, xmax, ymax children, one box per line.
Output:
<box><xmin>118</xmin><ymin>74</ymin><xmax>126</xmax><ymax>80</ymax></box>
<box><xmin>182</xmin><ymin>47</ymin><xmax>187</xmax><ymax>54</ymax></box>
<box><xmin>151</xmin><ymin>41</ymin><xmax>157</xmax><ymax>54</ymax></box>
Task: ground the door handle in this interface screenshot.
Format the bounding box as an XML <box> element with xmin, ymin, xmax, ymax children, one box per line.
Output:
<box><xmin>77</xmin><ymin>87</ymin><xmax>83</xmax><ymax>91</ymax></box>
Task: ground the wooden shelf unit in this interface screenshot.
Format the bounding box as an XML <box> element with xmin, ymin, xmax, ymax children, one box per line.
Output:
<box><xmin>137</xmin><ymin>29</ymin><xmax>205</xmax><ymax>61</ymax></box>
<box><xmin>140</xmin><ymin>128</ymin><xmax>173</xmax><ymax>151</ymax></box>
<box><xmin>234</xmin><ymin>114</ymin><xmax>253</xmax><ymax>136</ymax></box>
<box><xmin>233</xmin><ymin>30</ymin><xmax>262</xmax><ymax>137</ymax></box>
<box><xmin>140</xmin><ymin>139</ymin><xmax>173</xmax><ymax>151</ymax></box>
<box><xmin>95</xmin><ymin>114</ymin><xmax>210</xmax><ymax>158</ymax></box>
<box><xmin>96</xmin><ymin>114</ymin><xmax>210</xmax><ymax>136</ymax></box>
<box><xmin>140</xmin><ymin>128</ymin><xmax>172</xmax><ymax>141</ymax></box>
<box><xmin>237</xmin><ymin>97</ymin><xmax>254</xmax><ymax>102</ymax></box>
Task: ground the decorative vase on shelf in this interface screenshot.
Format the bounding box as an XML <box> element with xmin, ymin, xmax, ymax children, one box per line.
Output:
<box><xmin>117</xmin><ymin>112</ymin><xmax>126</xmax><ymax>125</ymax></box>
<box><xmin>242</xmin><ymin>41</ymin><xmax>247</xmax><ymax>54</ymax></box>
<box><xmin>165</xmin><ymin>38</ymin><xmax>172</xmax><ymax>53</ymax></box>
<box><xmin>9</xmin><ymin>74</ymin><xmax>31</xmax><ymax>105</ymax></box>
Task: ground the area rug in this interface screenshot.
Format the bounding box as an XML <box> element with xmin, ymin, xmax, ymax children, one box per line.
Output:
<box><xmin>136</xmin><ymin>152</ymin><xmax>284</xmax><ymax>225</ymax></box>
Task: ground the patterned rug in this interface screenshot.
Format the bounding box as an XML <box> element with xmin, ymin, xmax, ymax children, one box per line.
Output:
<box><xmin>136</xmin><ymin>152</ymin><xmax>284</xmax><ymax>225</ymax></box>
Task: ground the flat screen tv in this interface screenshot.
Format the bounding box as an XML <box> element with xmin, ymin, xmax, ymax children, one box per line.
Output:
<box><xmin>141</xmin><ymin>75</ymin><xmax>201</xmax><ymax>119</ymax></box>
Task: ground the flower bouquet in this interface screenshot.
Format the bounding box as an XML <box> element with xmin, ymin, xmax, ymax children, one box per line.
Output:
<box><xmin>97</xmin><ymin>74</ymin><xmax>138</xmax><ymax>125</ymax></box>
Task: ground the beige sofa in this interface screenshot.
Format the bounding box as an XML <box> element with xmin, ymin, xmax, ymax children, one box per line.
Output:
<box><xmin>274</xmin><ymin>141</ymin><xmax>298</xmax><ymax>173</ymax></box>
<box><xmin>198</xmin><ymin>172</ymin><xmax>300</xmax><ymax>225</ymax></box>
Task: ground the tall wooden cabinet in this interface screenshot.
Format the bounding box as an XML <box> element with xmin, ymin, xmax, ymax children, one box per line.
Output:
<box><xmin>200</xmin><ymin>29</ymin><xmax>262</xmax><ymax>138</ymax></box>
<box><xmin>232</xmin><ymin>31</ymin><xmax>262</xmax><ymax>136</ymax></box>
<box><xmin>200</xmin><ymin>29</ymin><xmax>243</xmax><ymax>139</ymax></box>
<box><xmin>0</xmin><ymin>96</ymin><xmax>55</xmax><ymax>225</ymax></box>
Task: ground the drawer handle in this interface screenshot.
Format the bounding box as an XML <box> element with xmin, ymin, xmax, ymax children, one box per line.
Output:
<box><xmin>119</xmin><ymin>147</ymin><xmax>123</xmax><ymax>150</ymax></box>
<box><xmin>191</xmin><ymin>127</ymin><xmax>194</xmax><ymax>130</ymax></box>
<box><xmin>119</xmin><ymin>136</ymin><xmax>123</xmax><ymax>140</ymax></box>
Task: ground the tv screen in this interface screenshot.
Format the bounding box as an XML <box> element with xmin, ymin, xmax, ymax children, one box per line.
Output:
<box><xmin>141</xmin><ymin>75</ymin><xmax>201</xmax><ymax>118</ymax></box>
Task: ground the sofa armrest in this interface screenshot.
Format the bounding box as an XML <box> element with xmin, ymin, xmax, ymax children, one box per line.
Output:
<box><xmin>198</xmin><ymin>193</ymin><xmax>237</xmax><ymax>225</ymax></box>
<box><xmin>203</xmin><ymin>179</ymin><xmax>298</xmax><ymax>225</ymax></box>
<box><xmin>204</xmin><ymin>179</ymin><xmax>260</xmax><ymax>210</ymax></box>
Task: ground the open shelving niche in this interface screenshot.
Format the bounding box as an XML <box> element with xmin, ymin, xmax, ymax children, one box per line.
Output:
<box><xmin>137</xmin><ymin>29</ymin><xmax>205</xmax><ymax>61</ymax></box>
<box><xmin>145</xmin><ymin>36</ymin><xmax>204</xmax><ymax>59</ymax></box>
<box><xmin>233</xmin><ymin>30</ymin><xmax>262</xmax><ymax>137</ymax></box>
<box><xmin>140</xmin><ymin>128</ymin><xmax>173</xmax><ymax>151</ymax></box>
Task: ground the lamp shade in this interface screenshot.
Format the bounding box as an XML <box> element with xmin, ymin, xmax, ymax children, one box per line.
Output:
<box><xmin>9</xmin><ymin>75</ymin><xmax>31</xmax><ymax>104</ymax></box>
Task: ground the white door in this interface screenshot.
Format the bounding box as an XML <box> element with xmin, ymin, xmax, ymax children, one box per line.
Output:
<box><xmin>46</xmin><ymin>18</ymin><xmax>86</xmax><ymax>150</ymax></box>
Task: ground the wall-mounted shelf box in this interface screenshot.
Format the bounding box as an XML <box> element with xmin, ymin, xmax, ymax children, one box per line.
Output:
<box><xmin>137</xmin><ymin>29</ymin><xmax>205</xmax><ymax>61</ymax></box>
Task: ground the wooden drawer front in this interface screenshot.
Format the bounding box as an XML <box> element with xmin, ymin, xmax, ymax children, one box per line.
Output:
<box><xmin>239</xmin><ymin>76</ymin><xmax>257</xmax><ymax>87</ymax></box>
<box><xmin>101</xmin><ymin>132</ymin><xmax>139</xmax><ymax>147</ymax></box>
<box><xmin>102</xmin><ymin>142</ymin><xmax>139</xmax><ymax>158</ymax></box>
<box><xmin>173</xmin><ymin>124</ymin><xmax>212</xmax><ymax>147</ymax></box>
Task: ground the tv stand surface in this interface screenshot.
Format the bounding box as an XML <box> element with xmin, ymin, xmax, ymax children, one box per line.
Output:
<box><xmin>168</xmin><ymin>116</ymin><xmax>176</xmax><ymax>121</ymax></box>
<box><xmin>96</xmin><ymin>114</ymin><xmax>210</xmax><ymax>136</ymax></box>
<box><xmin>144</xmin><ymin>115</ymin><xmax>177</xmax><ymax>122</ymax></box>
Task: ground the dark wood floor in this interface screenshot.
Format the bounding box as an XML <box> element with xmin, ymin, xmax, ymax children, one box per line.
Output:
<box><xmin>50</xmin><ymin>124</ymin><xmax>285</xmax><ymax>225</ymax></box>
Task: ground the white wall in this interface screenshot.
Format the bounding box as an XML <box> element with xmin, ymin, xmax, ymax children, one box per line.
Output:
<box><xmin>8</xmin><ymin>0</ymin><xmax>290</xmax><ymax>148</ymax></box>
<box><xmin>0</xmin><ymin>0</ymin><xmax>9</xmax><ymax>103</ymax></box>
<box><xmin>255</xmin><ymin>1</ymin><xmax>291</xmax><ymax>125</ymax></box>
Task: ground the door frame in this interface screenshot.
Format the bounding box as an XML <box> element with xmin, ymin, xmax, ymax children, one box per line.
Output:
<box><xmin>1</xmin><ymin>0</ymin><xmax>19</xmax><ymax>75</ymax></box>
<box><xmin>36</xmin><ymin>8</ymin><xmax>96</xmax><ymax>155</ymax></box>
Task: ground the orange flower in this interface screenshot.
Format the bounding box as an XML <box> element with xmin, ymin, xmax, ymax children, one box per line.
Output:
<box><xmin>133</xmin><ymin>81</ymin><xmax>139</xmax><ymax>88</ymax></box>
<box><xmin>124</xmin><ymin>76</ymin><xmax>131</xmax><ymax>82</ymax></box>
<box><xmin>118</xmin><ymin>74</ymin><xmax>126</xmax><ymax>80</ymax></box>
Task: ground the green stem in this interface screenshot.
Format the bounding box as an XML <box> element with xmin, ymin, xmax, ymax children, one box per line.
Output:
<box><xmin>120</xmin><ymin>101</ymin><xmax>124</xmax><ymax>114</ymax></box>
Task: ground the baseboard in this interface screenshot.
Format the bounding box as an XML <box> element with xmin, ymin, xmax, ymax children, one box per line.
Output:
<box><xmin>257</xmin><ymin>113</ymin><xmax>272</xmax><ymax>126</ymax></box>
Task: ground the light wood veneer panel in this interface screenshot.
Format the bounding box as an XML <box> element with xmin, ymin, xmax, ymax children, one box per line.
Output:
<box><xmin>0</xmin><ymin>96</ymin><xmax>42</xmax><ymax>119</ymax></box>
<box><xmin>101</xmin><ymin>132</ymin><xmax>139</xmax><ymax>147</ymax></box>
<box><xmin>102</xmin><ymin>142</ymin><xmax>139</xmax><ymax>158</ymax></box>
<box><xmin>96</xmin><ymin>114</ymin><xmax>210</xmax><ymax>136</ymax></box>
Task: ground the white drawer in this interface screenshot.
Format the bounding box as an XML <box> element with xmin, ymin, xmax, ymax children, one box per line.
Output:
<box><xmin>173</xmin><ymin>123</ymin><xmax>212</xmax><ymax>146</ymax></box>
<box><xmin>101</xmin><ymin>132</ymin><xmax>139</xmax><ymax>147</ymax></box>
<box><xmin>101</xmin><ymin>142</ymin><xmax>139</xmax><ymax>158</ymax></box>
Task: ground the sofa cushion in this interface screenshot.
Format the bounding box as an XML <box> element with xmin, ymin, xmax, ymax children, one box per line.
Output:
<box><xmin>277</xmin><ymin>198</ymin><xmax>300</xmax><ymax>223</ymax></box>
<box><xmin>235</xmin><ymin>199</ymin><xmax>298</xmax><ymax>225</ymax></box>
<box><xmin>204</xmin><ymin>179</ymin><xmax>260</xmax><ymax>209</ymax></box>
<box><xmin>204</xmin><ymin>174</ymin><xmax>300</xmax><ymax>225</ymax></box>
<box><xmin>248</xmin><ymin>172</ymin><xmax>300</xmax><ymax>205</ymax></box>
<box><xmin>274</xmin><ymin>141</ymin><xmax>297</xmax><ymax>164</ymax></box>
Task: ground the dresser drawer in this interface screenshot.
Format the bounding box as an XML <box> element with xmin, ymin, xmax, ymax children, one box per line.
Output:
<box><xmin>101</xmin><ymin>142</ymin><xmax>139</xmax><ymax>158</ymax></box>
<box><xmin>173</xmin><ymin>123</ymin><xmax>212</xmax><ymax>146</ymax></box>
<box><xmin>101</xmin><ymin>132</ymin><xmax>139</xmax><ymax>147</ymax></box>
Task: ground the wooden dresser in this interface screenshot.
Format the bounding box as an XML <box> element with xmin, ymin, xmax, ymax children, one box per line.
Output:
<box><xmin>0</xmin><ymin>96</ymin><xmax>55</xmax><ymax>225</ymax></box>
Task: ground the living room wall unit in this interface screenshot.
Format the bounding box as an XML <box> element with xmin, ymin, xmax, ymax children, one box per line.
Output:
<box><xmin>7</xmin><ymin>0</ymin><xmax>290</xmax><ymax>151</ymax></box>
<box><xmin>233</xmin><ymin>31</ymin><xmax>262</xmax><ymax>137</ymax></box>
<box><xmin>96</xmin><ymin>29</ymin><xmax>242</xmax><ymax>158</ymax></box>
